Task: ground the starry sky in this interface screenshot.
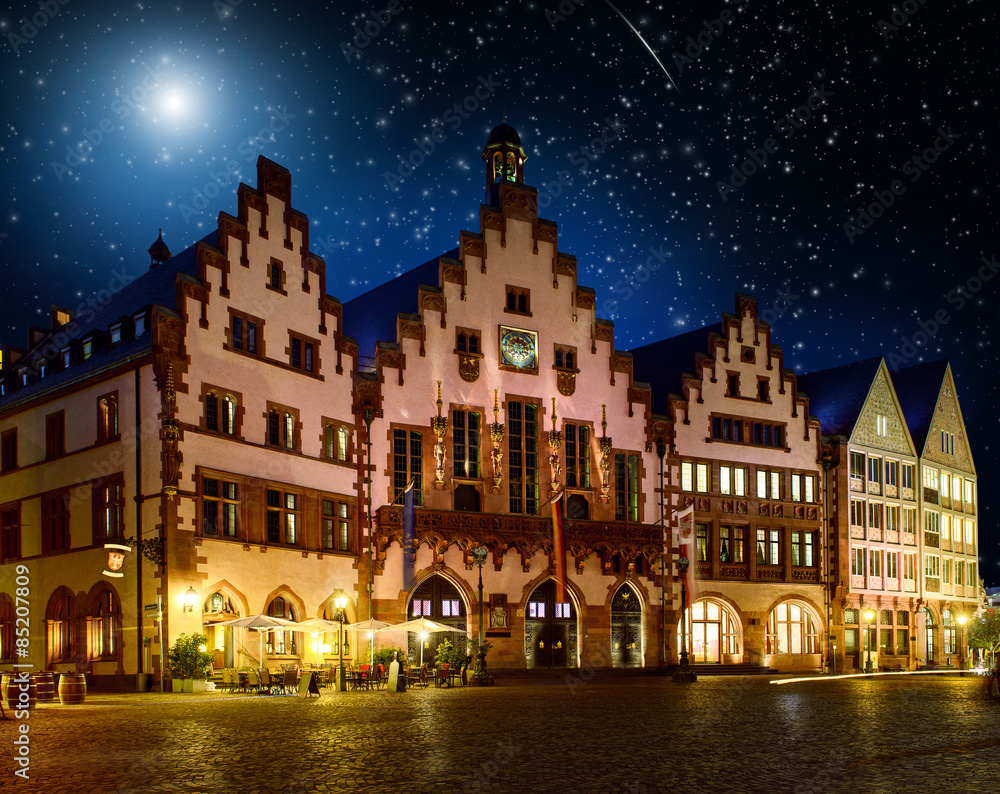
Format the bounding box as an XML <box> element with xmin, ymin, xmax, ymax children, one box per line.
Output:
<box><xmin>0</xmin><ymin>0</ymin><xmax>996</xmax><ymax>581</ymax></box>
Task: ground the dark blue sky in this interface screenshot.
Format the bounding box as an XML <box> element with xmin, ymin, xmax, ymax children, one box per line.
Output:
<box><xmin>0</xmin><ymin>0</ymin><xmax>996</xmax><ymax>580</ymax></box>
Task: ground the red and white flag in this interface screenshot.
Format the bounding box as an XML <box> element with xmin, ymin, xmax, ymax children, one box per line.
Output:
<box><xmin>673</xmin><ymin>503</ymin><xmax>697</xmax><ymax>601</ymax></box>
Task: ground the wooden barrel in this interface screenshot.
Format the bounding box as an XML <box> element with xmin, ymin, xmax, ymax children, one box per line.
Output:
<box><xmin>58</xmin><ymin>672</ymin><xmax>87</xmax><ymax>705</ymax></box>
<box><xmin>3</xmin><ymin>673</ymin><xmax>36</xmax><ymax>712</ymax></box>
<box><xmin>33</xmin><ymin>672</ymin><xmax>57</xmax><ymax>702</ymax></box>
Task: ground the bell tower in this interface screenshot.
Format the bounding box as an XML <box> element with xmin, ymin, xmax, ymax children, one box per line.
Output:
<box><xmin>481</xmin><ymin>120</ymin><xmax>527</xmax><ymax>202</ymax></box>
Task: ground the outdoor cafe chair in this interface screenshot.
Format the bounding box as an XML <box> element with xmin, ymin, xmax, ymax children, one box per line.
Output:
<box><xmin>245</xmin><ymin>668</ymin><xmax>260</xmax><ymax>694</ymax></box>
<box><xmin>220</xmin><ymin>669</ymin><xmax>233</xmax><ymax>692</ymax></box>
<box><xmin>435</xmin><ymin>662</ymin><xmax>451</xmax><ymax>687</ymax></box>
<box><xmin>282</xmin><ymin>669</ymin><xmax>297</xmax><ymax>694</ymax></box>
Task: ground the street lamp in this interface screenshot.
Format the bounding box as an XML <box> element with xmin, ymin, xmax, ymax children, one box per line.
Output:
<box><xmin>958</xmin><ymin>615</ymin><xmax>967</xmax><ymax>671</ymax></box>
<box><xmin>863</xmin><ymin>608</ymin><xmax>875</xmax><ymax>674</ymax></box>
<box><xmin>334</xmin><ymin>589</ymin><xmax>348</xmax><ymax>692</ymax></box>
<box><xmin>182</xmin><ymin>586</ymin><xmax>197</xmax><ymax>613</ymax></box>
<box><xmin>673</xmin><ymin>556</ymin><xmax>696</xmax><ymax>682</ymax></box>
<box><xmin>472</xmin><ymin>546</ymin><xmax>489</xmax><ymax>674</ymax></box>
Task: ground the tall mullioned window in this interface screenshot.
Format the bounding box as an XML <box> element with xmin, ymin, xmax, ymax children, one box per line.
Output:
<box><xmin>565</xmin><ymin>423</ymin><xmax>590</xmax><ymax>489</ymax></box>
<box><xmin>203</xmin><ymin>477</ymin><xmax>240</xmax><ymax>538</ymax></box>
<box><xmin>452</xmin><ymin>410</ymin><xmax>481</xmax><ymax>478</ymax></box>
<box><xmin>507</xmin><ymin>401</ymin><xmax>538</xmax><ymax>514</ymax></box>
<box><xmin>615</xmin><ymin>453</ymin><xmax>639</xmax><ymax>522</ymax></box>
<box><xmin>393</xmin><ymin>429</ymin><xmax>423</xmax><ymax>506</ymax></box>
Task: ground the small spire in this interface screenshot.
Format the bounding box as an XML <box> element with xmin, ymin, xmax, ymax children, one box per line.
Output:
<box><xmin>148</xmin><ymin>229</ymin><xmax>172</xmax><ymax>268</ymax></box>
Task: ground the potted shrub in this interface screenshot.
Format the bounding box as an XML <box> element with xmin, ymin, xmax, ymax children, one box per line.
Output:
<box><xmin>168</xmin><ymin>633</ymin><xmax>215</xmax><ymax>693</ymax></box>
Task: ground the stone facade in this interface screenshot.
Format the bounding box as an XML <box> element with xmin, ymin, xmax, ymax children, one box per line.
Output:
<box><xmin>0</xmin><ymin>125</ymin><xmax>979</xmax><ymax>687</ymax></box>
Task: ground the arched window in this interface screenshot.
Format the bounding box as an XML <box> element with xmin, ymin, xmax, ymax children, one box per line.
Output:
<box><xmin>324</xmin><ymin>425</ymin><xmax>336</xmax><ymax>459</ymax></box>
<box><xmin>268</xmin><ymin>410</ymin><xmax>280</xmax><ymax>446</ymax></box>
<box><xmin>283</xmin><ymin>413</ymin><xmax>294</xmax><ymax>449</ymax></box>
<box><xmin>0</xmin><ymin>596</ymin><xmax>14</xmax><ymax>663</ymax></box>
<box><xmin>337</xmin><ymin>427</ymin><xmax>349</xmax><ymax>462</ymax></box>
<box><xmin>89</xmin><ymin>587</ymin><xmax>121</xmax><ymax>661</ymax></box>
<box><xmin>942</xmin><ymin>609</ymin><xmax>956</xmax><ymax>654</ymax></box>
<box><xmin>266</xmin><ymin>597</ymin><xmax>297</xmax><ymax>656</ymax></box>
<box><xmin>679</xmin><ymin>598</ymin><xmax>741</xmax><ymax>664</ymax></box>
<box><xmin>46</xmin><ymin>590</ymin><xmax>78</xmax><ymax>665</ymax></box>
<box><xmin>222</xmin><ymin>396</ymin><xmax>236</xmax><ymax>435</ymax></box>
<box><xmin>924</xmin><ymin>608</ymin><xmax>937</xmax><ymax>662</ymax></box>
<box><xmin>322</xmin><ymin>603</ymin><xmax>351</xmax><ymax>657</ymax></box>
<box><xmin>493</xmin><ymin>152</ymin><xmax>503</xmax><ymax>181</ymax></box>
<box><xmin>407</xmin><ymin>576</ymin><xmax>467</xmax><ymax>664</ymax></box>
<box><xmin>468</xmin><ymin>335</ymin><xmax>479</xmax><ymax>354</ymax></box>
<box><xmin>505</xmin><ymin>152</ymin><xmax>517</xmax><ymax>180</ymax></box>
<box><xmin>457</xmin><ymin>332</ymin><xmax>467</xmax><ymax>352</ymax></box>
<box><xmin>565</xmin><ymin>351</ymin><xmax>574</xmax><ymax>368</ymax></box>
<box><xmin>517</xmin><ymin>293</ymin><xmax>527</xmax><ymax>313</ymax></box>
<box><xmin>506</xmin><ymin>291</ymin><xmax>517</xmax><ymax>311</ymax></box>
<box><xmin>766</xmin><ymin>601</ymin><xmax>819</xmax><ymax>655</ymax></box>
<box><xmin>98</xmin><ymin>395</ymin><xmax>118</xmax><ymax>441</ymax></box>
<box><xmin>205</xmin><ymin>391</ymin><xmax>219</xmax><ymax>431</ymax></box>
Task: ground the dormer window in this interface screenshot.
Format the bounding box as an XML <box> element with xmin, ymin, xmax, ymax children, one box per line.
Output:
<box><xmin>82</xmin><ymin>338</ymin><xmax>93</xmax><ymax>360</ymax></box>
<box><xmin>20</xmin><ymin>367</ymin><xmax>29</xmax><ymax>386</ymax></box>
<box><xmin>133</xmin><ymin>312</ymin><xmax>146</xmax><ymax>336</ymax></box>
<box><xmin>110</xmin><ymin>324</ymin><xmax>122</xmax><ymax>344</ymax></box>
<box><xmin>61</xmin><ymin>348</ymin><xmax>71</xmax><ymax>368</ymax></box>
<box><xmin>38</xmin><ymin>363</ymin><xmax>46</xmax><ymax>379</ymax></box>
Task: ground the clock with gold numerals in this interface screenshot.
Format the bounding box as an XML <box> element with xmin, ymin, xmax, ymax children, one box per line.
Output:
<box><xmin>499</xmin><ymin>326</ymin><xmax>538</xmax><ymax>370</ymax></box>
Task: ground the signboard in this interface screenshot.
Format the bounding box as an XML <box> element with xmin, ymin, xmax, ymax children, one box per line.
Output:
<box><xmin>144</xmin><ymin>603</ymin><xmax>160</xmax><ymax>614</ymax></box>
<box><xmin>103</xmin><ymin>543</ymin><xmax>131</xmax><ymax>578</ymax></box>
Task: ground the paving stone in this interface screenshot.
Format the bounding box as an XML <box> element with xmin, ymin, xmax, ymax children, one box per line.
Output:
<box><xmin>0</xmin><ymin>675</ymin><xmax>997</xmax><ymax>793</ymax></box>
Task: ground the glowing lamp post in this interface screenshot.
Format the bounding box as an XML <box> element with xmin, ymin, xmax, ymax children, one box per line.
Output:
<box><xmin>182</xmin><ymin>586</ymin><xmax>198</xmax><ymax>613</ymax></box>
<box><xmin>864</xmin><ymin>609</ymin><xmax>875</xmax><ymax>674</ymax></box>
<box><xmin>673</xmin><ymin>556</ymin><xmax>696</xmax><ymax>682</ymax></box>
<box><xmin>958</xmin><ymin>615</ymin><xmax>967</xmax><ymax>671</ymax></box>
<box><xmin>472</xmin><ymin>546</ymin><xmax>488</xmax><ymax>674</ymax></box>
<box><xmin>334</xmin><ymin>590</ymin><xmax>349</xmax><ymax>692</ymax></box>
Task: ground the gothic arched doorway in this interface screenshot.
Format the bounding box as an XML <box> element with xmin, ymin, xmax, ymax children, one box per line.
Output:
<box><xmin>524</xmin><ymin>579</ymin><xmax>578</xmax><ymax>669</ymax></box>
<box><xmin>406</xmin><ymin>575</ymin><xmax>467</xmax><ymax>665</ymax></box>
<box><xmin>610</xmin><ymin>584</ymin><xmax>643</xmax><ymax>668</ymax></box>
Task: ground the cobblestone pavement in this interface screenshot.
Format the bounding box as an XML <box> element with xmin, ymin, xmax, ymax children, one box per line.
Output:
<box><xmin>2</xmin><ymin>674</ymin><xmax>998</xmax><ymax>793</ymax></box>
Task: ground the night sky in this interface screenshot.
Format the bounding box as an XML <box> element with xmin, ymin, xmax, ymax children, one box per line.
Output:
<box><xmin>0</xmin><ymin>1</ymin><xmax>996</xmax><ymax>581</ymax></box>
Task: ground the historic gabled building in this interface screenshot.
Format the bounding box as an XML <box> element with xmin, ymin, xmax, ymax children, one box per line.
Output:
<box><xmin>0</xmin><ymin>122</ymin><xmax>980</xmax><ymax>687</ymax></box>
<box><xmin>344</xmin><ymin>123</ymin><xmax>668</xmax><ymax>670</ymax></box>
<box><xmin>799</xmin><ymin>358</ymin><xmax>930</xmax><ymax>672</ymax></box>
<box><xmin>632</xmin><ymin>298</ymin><xmax>826</xmax><ymax>672</ymax></box>
<box><xmin>891</xmin><ymin>361</ymin><xmax>979</xmax><ymax>666</ymax></box>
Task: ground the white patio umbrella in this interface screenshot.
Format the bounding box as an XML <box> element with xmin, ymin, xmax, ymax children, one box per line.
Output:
<box><xmin>342</xmin><ymin>619</ymin><xmax>395</xmax><ymax>666</ymax></box>
<box><xmin>380</xmin><ymin>617</ymin><xmax>467</xmax><ymax>667</ymax></box>
<box><xmin>214</xmin><ymin>614</ymin><xmax>297</xmax><ymax>667</ymax></box>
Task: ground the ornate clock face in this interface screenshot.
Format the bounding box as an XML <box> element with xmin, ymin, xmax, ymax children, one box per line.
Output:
<box><xmin>500</xmin><ymin>326</ymin><xmax>537</xmax><ymax>369</ymax></box>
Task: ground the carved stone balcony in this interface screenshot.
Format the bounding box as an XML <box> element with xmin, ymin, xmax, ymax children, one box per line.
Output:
<box><xmin>373</xmin><ymin>505</ymin><xmax>666</xmax><ymax>575</ymax></box>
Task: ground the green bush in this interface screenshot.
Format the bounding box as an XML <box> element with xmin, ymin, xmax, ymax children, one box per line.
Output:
<box><xmin>167</xmin><ymin>633</ymin><xmax>216</xmax><ymax>680</ymax></box>
<box><xmin>372</xmin><ymin>647</ymin><xmax>408</xmax><ymax>669</ymax></box>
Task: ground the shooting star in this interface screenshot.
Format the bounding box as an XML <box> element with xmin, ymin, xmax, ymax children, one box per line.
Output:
<box><xmin>604</xmin><ymin>0</ymin><xmax>681</xmax><ymax>95</ymax></box>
